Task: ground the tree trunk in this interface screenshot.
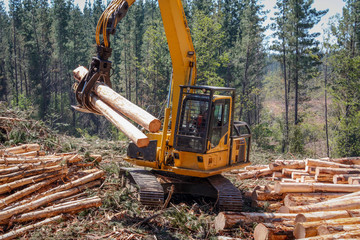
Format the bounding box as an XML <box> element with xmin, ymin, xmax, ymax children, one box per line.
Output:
<box><xmin>295</xmin><ymin>209</ymin><xmax>360</xmax><ymax>223</ymax></box>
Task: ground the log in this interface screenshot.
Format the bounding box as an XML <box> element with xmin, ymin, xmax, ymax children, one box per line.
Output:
<box><xmin>281</xmin><ymin>178</ymin><xmax>296</xmax><ymax>183</ymax></box>
<box><xmin>306</xmin><ymin>158</ymin><xmax>360</xmax><ymax>169</ymax></box>
<box><xmin>314</xmin><ymin>174</ymin><xmax>333</xmax><ymax>183</ymax></box>
<box><xmin>348</xmin><ymin>176</ymin><xmax>360</xmax><ymax>184</ymax></box>
<box><xmin>0</xmin><ymin>160</ymin><xmax>64</xmax><ymax>175</ymax></box>
<box><xmin>281</xmin><ymin>168</ymin><xmax>307</xmax><ymax>177</ymax></box>
<box><xmin>291</xmin><ymin>171</ymin><xmax>309</xmax><ymax>179</ymax></box>
<box><xmin>0</xmin><ymin>144</ymin><xmax>40</xmax><ymax>155</ymax></box>
<box><xmin>295</xmin><ymin>209</ymin><xmax>360</xmax><ymax>223</ymax></box>
<box><xmin>252</xmin><ymin>200</ymin><xmax>282</xmax><ymax>212</ymax></box>
<box><xmin>274</xmin><ymin>182</ymin><xmax>360</xmax><ymax>194</ymax></box>
<box><xmin>214</xmin><ymin>212</ymin><xmax>296</xmax><ymax>231</ymax></box>
<box><xmin>0</xmin><ymin>215</ymin><xmax>63</xmax><ymax>240</ymax></box>
<box><xmin>0</xmin><ymin>165</ymin><xmax>66</xmax><ymax>183</ymax></box>
<box><xmin>0</xmin><ymin>169</ymin><xmax>67</xmax><ymax>194</ymax></box>
<box><xmin>316</xmin><ymin>167</ymin><xmax>360</xmax><ymax>176</ymax></box>
<box><xmin>279</xmin><ymin>196</ymin><xmax>360</xmax><ymax>213</ymax></box>
<box><xmin>294</xmin><ymin>217</ymin><xmax>360</xmax><ymax>239</ymax></box>
<box><xmin>252</xmin><ymin>190</ymin><xmax>284</xmax><ymax>201</ymax></box>
<box><xmin>332</xmin><ymin>174</ymin><xmax>359</xmax><ymax>184</ymax></box>
<box><xmin>73</xmin><ymin>66</ymin><xmax>161</xmax><ymax>133</ymax></box>
<box><xmin>0</xmin><ymin>156</ymin><xmax>64</xmax><ymax>165</ymax></box>
<box><xmin>15</xmin><ymin>151</ymin><xmax>45</xmax><ymax>157</ymax></box>
<box><xmin>272</xmin><ymin>172</ymin><xmax>283</xmax><ymax>180</ymax></box>
<box><xmin>283</xmin><ymin>193</ymin><xmax>345</xmax><ymax>207</ymax></box>
<box><xmin>0</xmin><ymin>180</ymin><xmax>101</xmax><ymax>221</ymax></box>
<box><xmin>237</xmin><ymin>168</ymin><xmax>273</xmax><ymax>180</ymax></box>
<box><xmin>12</xmin><ymin>196</ymin><xmax>101</xmax><ymax>223</ymax></box>
<box><xmin>269</xmin><ymin>160</ymin><xmax>305</xmax><ymax>171</ymax></box>
<box><xmin>317</xmin><ymin>224</ymin><xmax>360</xmax><ymax>235</ymax></box>
<box><xmin>90</xmin><ymin>95</ymin><xmax>149</xmax><ymax>148</ymax></box>
<box><xmin>329</xmin><ymin>156</ymin><xmax>360</xmax><ymax>165</ymax></box>
<box><xmin>244</xmin><ymin>165</ymin><xmax>268</xmax><ymax>171</ymax></box>
<box><xmin>295</xmin><ymin>229</ymin><xmax>360</xmax><ymax>240</ymax></box>
<box><xmin>253</xmin><ymin>223</ymin><xmax>294</xmax><ymax>240</ymax></box>
<box><xmin>0</xmin><ymin>176</ymin><xmax>61</xmax><ymax>209</ymax></box>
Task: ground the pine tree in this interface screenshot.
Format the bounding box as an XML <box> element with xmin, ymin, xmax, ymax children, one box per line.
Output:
<box><xmin>0</xmin><ymin>0</ymin><xmax>9</xmax><ymax>101</ymax></box>
<box><xmin>328</xmin><ymin>0</ymin><xmax>360</xmax><ymax>156</ymax></box>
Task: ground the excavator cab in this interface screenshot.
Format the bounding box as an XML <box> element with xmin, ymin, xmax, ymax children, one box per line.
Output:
<box><xmin>172</xmin><ymin>85</ymin><xmax>251</xmax><ymax>174</ymax></box>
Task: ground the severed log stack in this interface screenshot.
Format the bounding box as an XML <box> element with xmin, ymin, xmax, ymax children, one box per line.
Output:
<box><xmin>218</xmin><ymin>156</ymin><xmax>360</xmax><ymax>239</ymax></box>
<box><xmin>0</xmin><ymin>144</ymin><xmax>104</xmax><ymax>238</ymax></box>
<box><xmin>73</xmin><ymin>66</ymin><xmax>162</xmax><ymax>148</ymax></box>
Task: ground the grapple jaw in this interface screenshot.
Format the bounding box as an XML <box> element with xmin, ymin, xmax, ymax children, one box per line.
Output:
<box><xmin>74</xmin><ymin>45</ymin><xmax>112</xmax><ymax>114</ymax></box>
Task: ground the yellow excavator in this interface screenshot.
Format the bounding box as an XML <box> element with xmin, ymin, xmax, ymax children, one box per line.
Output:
<box><xmin>75</xmin><ymin>0</ymin><xmax>251</xmax><ymax>211</ymax></box>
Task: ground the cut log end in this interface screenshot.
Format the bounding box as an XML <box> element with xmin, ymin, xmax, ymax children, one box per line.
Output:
<box><xmin>253</xmin><ymin>223</ymin><xmax>269</xmax><ymax>240</ymax></box>
<box><xmin>279</xmin><ymin>206</ymin><xmax>290</xmax><ymax>213</ymax></box>
<box><xmin>149</xmin><ymin>119</ymin><xmax>162</xmax><ymax>133</ymax></box>
<box><xmin>214</xmin><ymin>212</ymin><xmax>226</xmax><ymax>231</ymax></box>
<box><xmin>295</xmin><ymin>214</ymin><xmax>306</xmax><ymax>223</ymax></box>
<box><xmin>294</xmin><ymin>223</ymin><xmax>306</xmax><ymax>239</ymax></box>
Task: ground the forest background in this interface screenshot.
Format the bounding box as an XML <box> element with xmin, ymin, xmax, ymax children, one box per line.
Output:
<box><xmin>0</xmin><ymin>0</ymin><xmax>359</xmax><ymax>158</ymax></box>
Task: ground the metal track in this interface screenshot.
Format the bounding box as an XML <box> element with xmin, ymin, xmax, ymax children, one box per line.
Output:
<box><xmin>208</xmin><ymin>175</ymin><xmax>243</xmax><ymax>212</ymax></box>
<box><xmin>120</xmin><ymin>168</ymin><xmax>164</xmax><ymax>207</ymax></box>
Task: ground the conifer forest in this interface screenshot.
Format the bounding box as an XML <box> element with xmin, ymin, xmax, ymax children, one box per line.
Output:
<box><xmin>0</xmin><ymin>0</ymin><xmax>359</xmax><ymax>157</ymax></box>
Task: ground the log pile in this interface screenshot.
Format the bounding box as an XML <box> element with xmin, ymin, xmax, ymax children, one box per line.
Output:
<box><xmin>72</xmin><ymin>66</ymin><xmax>162</xmax><ymax>148</ymax></box>
<box><xmin>0</xmin><ymin>144</ymin><xmax>104</xmax><ymax>239</ymax></box>
<box><xmin>217</xmin><ymin>157</ymin><xmax>360</xmax><ymax>239</ymax></box>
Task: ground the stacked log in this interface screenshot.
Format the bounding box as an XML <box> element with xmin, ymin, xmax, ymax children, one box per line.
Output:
<box><xmin>217</xmin><ymin>156</ymin><xmax>360</xmax><ymax>239</ymax></box>
<box><xmin>0</xmin><ymin>144</ymin><xmax>104</xmax><ymax>239</ymax></box>
<box><xmin>73</xmin><ymin>66</ymin><xmax>162</xmax><ymax>148</ymax></box>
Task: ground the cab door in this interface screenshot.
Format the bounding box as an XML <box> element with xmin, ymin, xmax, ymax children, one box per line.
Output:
<box><xmin>207</xmin><ymin>98</ymin><xmax>231</xmax><ymax>151</ymax></box>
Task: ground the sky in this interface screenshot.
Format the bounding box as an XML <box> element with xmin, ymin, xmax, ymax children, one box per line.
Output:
<box><xmin>3</xmin><ymin>0</ymin><xmax>345</xmax><ymax>42</ymax></box>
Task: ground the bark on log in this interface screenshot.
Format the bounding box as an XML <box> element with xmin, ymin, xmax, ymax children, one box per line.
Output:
<box><xmin>282</xmin><ymin>168</ymin><xmax>307</xmax><ymax>177</ymax></box>
<box><xmin>316</xmin><ymin>167</ymin><xmax>360</xmax><ymax>176</ymax></box>
<box><xmin>244</xmin><ymin>165</ymin><xmax>269</xmax><ymax>171</ymax></box>
<box><xmin>283</xmin><ymin>193</ymin><xmax>344</xmax><ymax>207</ymax></box>
<box><xmin>15</xmin><ymin>151</ymin><xmax>45</xmax><ymax>157</ymax></box>
<box><xmin>280</xmin><ymin>196</ymin><xmax>360</xmax><ymax>213</ymax></box>
<box><xmin>214</xmin><ymin>212</ymin><xmax>296</xmax><ymax>231</ymax></box>
<box><xmin>329</xmin><ymin>157</ymin><xmax>360</xmax><ymax>165</ymax></box>
<box><xmin>237</xmin><ymin>168</ymin><xmax>273</xmax><ymax>180</ymax></box>
<box><xmin>0</xmin><ymin>157</ymin><xmax>64</xmax><ymax>165</ymax></box>
<box><xmin>0</xmin><ymin>180</ymin><xmax>101</xmax><ymax>221</ymax></box>
<box><xmin>12</xmin><ymin>196</ymin><xmax>101</xmax><ymax>223</ymax></box>
<box><xmin>252</xmin><ymin>190</ymin><xmax>284</xmax><ymax>201</ymax></box>
<box><xmin>295</xmin><ymin>209</ymin><xmax>360</xmax><ymax>223</ymax></box>
<box><xmin>294</xmin><ymin>217</ymin><xmax>360</xmax><ymax>239</ymax></box>
<box><xmin>314</xmin><ymin>174</ymin><xmax>333</xmax><ymax>183</ymax></box>
<box><xmin>295</xmin><ymin>229</ymin><xmax>360</xmax><ymax>240</ymax></box>
<box><xmin>253</xmin><ymin>223</ymin><xmax>294</xmax><ymax>240</ymax></box>
<box><xmin>306</xmin><ymin>158</ymin><xmax>360</xmax><ymax>169</ymax></box>
<box><xmin>275</xmin><ymin>182</ymin><xmax>360</xmax><ymax>194</ymax></box>
<box><xmin>73</xmin><ymin>66</ymin><xmax>161</xmax><ymax>133</ymax></box>
<box><xmin>291</xmin><ymin>171</ymin><xmax>309</xmax><ymax>179</ymax></box>
<box><xmin>269</xmin><ymin>160</ymin><xmax>305</xmax><ymax>171</ymax></box>
<box><xmin>0</xmin><ymin>215</ymin><xmax>63</xmax><ymax>240</ymax></box>
<box><xmin>252</xmin><ymin>200</ymin><xmax>282</xmax><ymax>212</ymax></box>
<box><xmin>0</xmin><ymin>169</ymin><xmax>67</xmax><ymax>194</ymax></box>
<box><xmin>281</xmin><ymin>178</ymin><xmax>297</xmax><ymax>183</ymax></box>
<box><xmin>0</xmin><ymin>144</ymin><xmax>40</xmax><ymax>155</ymax></box>
<box><xmin>317</xmin><ymin>224</ymin><xmax>360</xmax><ymax>235</ymax></box>
<box><xmin>91</xmin><ymin>95</ymin><xmax>149</xmax><ymax>148</ymax></box>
